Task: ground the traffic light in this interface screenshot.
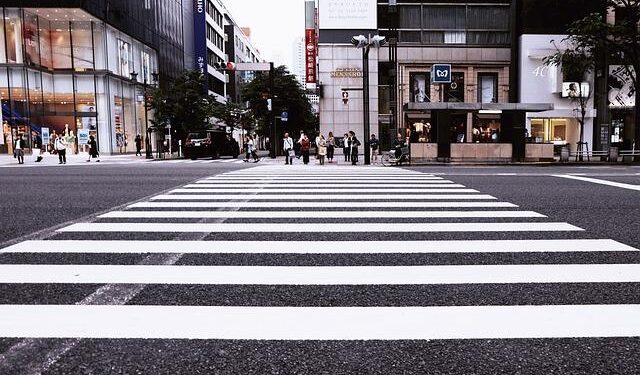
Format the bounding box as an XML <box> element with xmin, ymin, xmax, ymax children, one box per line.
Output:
<box><xmin>213</xmin><ymin>62</ymin><xmax>236</xmax><ymax>71</ymax></box>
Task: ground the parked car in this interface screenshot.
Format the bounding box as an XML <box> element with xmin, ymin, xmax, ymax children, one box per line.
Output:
<box><xmin>184</xmin><ymin>130</ymin><xmax>240</xmax><ymax>159</ymax></box>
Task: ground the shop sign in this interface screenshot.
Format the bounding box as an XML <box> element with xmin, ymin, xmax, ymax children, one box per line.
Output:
<box><xmin>319</xmin><ymin>0</ymin><xmax>377</xmax><ymax>30</ymax></box>
<box><xmin>41</xmin><ymin>127</ymin><xmax>50</xmax><ymax>145</ymax></box>
<box><xmin>431</xmin><ymin>64</ymin><xmax>452</xmax><ymax>84</ymax></box>
<box><xmin>78</xmin><ymin>129</ymin><xmax>90</xmax><ymax>145</ymax></box>
<box><xmin>193</xmin><ymin>0</ymin><xmax>208</xmax><ymax>92</ymax></box>
<box><xmin>305</xmin><ymin>29</ymin><xmax>317</xmax><ymax>84</ymax></box>
<box><xmin>330</xmin><ymin>68</ymin><xmax>363</xmax><ymax>79</ymax></box>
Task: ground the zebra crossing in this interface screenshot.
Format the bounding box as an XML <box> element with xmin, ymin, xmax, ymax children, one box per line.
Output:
<box><xmin>1</xmin><ymin>165</ymin><xmax>639</xmax><ymax>371</ymax></box>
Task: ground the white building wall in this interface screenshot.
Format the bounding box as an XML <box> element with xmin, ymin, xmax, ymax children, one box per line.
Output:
<box><xmin>520</xmin><ymin>34</ymin><xmax>595</xmax><ymax>150</ymax></box>
<box><xmin>318</xmin><ymin>44</ymin><xmax>378</xmax><ymax>142</ymax></box>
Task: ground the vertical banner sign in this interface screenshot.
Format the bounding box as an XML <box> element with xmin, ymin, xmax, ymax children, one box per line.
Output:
<box><xmin>194</xmin><ymin>0</ymin><xmax>207</xmax><ymax>92</ymax></box>
<box><xmin>41</xmin><ymin>127</ymin><xmax>50</xmax><ymax>146</ymax></box>
<box><xmin>305</xmin><ymin>29</ymin><xmax>317</xmax><ymax>84</ymax></box>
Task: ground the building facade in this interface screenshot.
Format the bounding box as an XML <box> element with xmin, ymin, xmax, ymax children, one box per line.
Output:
<box><xmin>0</xmin><ymin>1</ymin><xmax>187</xmax><ymax>156</ymax></box>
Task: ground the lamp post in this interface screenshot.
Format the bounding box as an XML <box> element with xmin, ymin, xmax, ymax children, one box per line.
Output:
<box><xmin>351</xmin><ymin>34</ymin><xmax>386</xmax><ymax>165</ymax></box>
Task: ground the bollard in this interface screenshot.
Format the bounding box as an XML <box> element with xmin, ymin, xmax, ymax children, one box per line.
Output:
<box><xmin>608</xmin><ymin>146</ymin><xmax>619</xmax><ymax>162</ymax></box>
<box><xmin>560</xmin><ymin>146</ymin><xmax>569</xmax><ymax>162</ymax></box>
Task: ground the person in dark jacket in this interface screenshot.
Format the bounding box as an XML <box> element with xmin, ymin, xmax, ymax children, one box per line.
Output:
<box><xmin>14</xmin><ymin>135</ymin><xmax>26</xmax><ymax>164</ymax></box>
<box><xmin>86</xmin><ymin>135</ymin><xmax>100</xmax><ymax>162</ymax></box>
<box><xmin>349</xmin><ymin>131</ymin><xmax>361</xmax><ymax>165</ymax></box>
<box><xmin>135</xmin><ymin>133</ymin><xmax>142</xmax><ymax>156</ymax></box>
<box><xmin>32</xmin><ymin>133</ymin><xmax>43</xmax><ymax>162</ymax></box>
<box><xmin>300</xmin><ymin>134</ymin><xmax>311</xmax><ymax>165</ymax></box>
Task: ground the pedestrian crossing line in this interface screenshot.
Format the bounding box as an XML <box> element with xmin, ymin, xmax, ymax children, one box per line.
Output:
<box><xmin>191</xmin><ymin>182</ymin><xmax>460</xmax><ymax>187</ymax></box>
<box><xmin>98</xmin><ymin>210</ymin><xmax>546</xmax><ymax>219</ymax></box>
<box><xmin>553</xmin><ymin>174</ymin><xmax>640</xmax><ymax>192</ymax></box>
<box><xmin>2</xmin><ymin>264</ymin><xmax>640</xmax><ymax>285</ymax></box>
<box><xmin>205</xmin><ymin>176</ymin><xmax>444</xmax><ymax>180</ymax></box>
<box><xmin>3</xmin><ymin>239</ymin><xmax>632</xmax><ymax>254</ymax></box>
<box><xmin>168</xmin><ymin>188</ymin><xmax>480</xmax><ymax>194</ymax></box>
<box><xmin>128</xmin><ymin>201</ymin><xmax>518</xmax><ymax>208</ymax></box>
<box><xmin>1</xmin><ymin>304</ymin><xmax>639</xmax><ymax>340</ymax></box>
<box><xmin>57</xmin><ymin>222</ymin><xmax>583</xmax><ymax>233</ymax></box>
<box><xmin>149</xmin><ymin>194</ymin><xmax>498</xmax><ymax>201</ymax></box>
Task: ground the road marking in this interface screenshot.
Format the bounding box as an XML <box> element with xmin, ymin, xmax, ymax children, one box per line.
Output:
<box><xmin>57</xmin><ymin>222</ymin><xmax>582</xmax><ymax>233</ymax></box>
<box><xmin>554</xmin><ymin>174</ymin><xmax>640</xmax><ymax>191</ymax></box>
<box><xmin>2</xmin><ymin>264</ymin><xmax>640</xmax><ymax>285</ymax></box>
<box><xmin>191</xmin><ymin>182</ymin><xmax>459</xmax><ymax>187</ymax></box>
<box><xmin>98</xmin><ymin>210</ymin><xmax>545</xmax><ymax>219</ymax></box>
<box><xmin>1</xmin><ymin>304</ymin><xmax>639</xmax><ymax>340</ymax></box>
<box><xmin>3</xmin><ymin>239</ymin><xmax>632</xmax><ymax>254</ymax></box>
<box><xmin>128</xmin><ymin>201</ymin><xmax>517</xmax><ymax>208</ymax></box>
<box><xmin>168</xmin><ymin>188</ymin><xmax>480</xmax><ymax>194</ymax></box>
<box><xmin>150</xmin><ymin>194</ymin><xmax>497</xmax><ymax>201</ymax></box>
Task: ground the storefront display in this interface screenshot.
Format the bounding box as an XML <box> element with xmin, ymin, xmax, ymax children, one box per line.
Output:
<box><xmin>473</xmin><ymin>118</ymin><xmax>501</xmax><ymax>143</ymax></box>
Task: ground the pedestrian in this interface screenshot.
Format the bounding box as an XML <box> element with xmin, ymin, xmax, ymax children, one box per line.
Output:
<box><xmin>55</xmin><ymin>134</ymin><xmax>67</xmax><ymax>164</ymax></box>
<box><xmin>327</xmin><ymin>132</ymin><xmax>335</xmax><ymax>163</ymax></box>
<box><xmin>86</xmin><ymin>135</ymin><xmax>100</xmax><ymax>162</ymax></box>
<box><xmin>315</xmin><ymin>134</ymin><xmax>321</xmax><ymax>160</ymax></box>
<box><xmin>349</xmin><ymin>131</ymin><xmax>361</xmax><ymax>165</ymax></box>
<box><xmin>14</xmin><ymin>134</ymin><xmax>26</xmax><ymax>164</ymax></box>
<box><xmin>32</xmin><ymin>132</ymin><xmax>43</xmax><ymax>162</ymax></box>
<box><xmin>283</xmin><ymin>132</ymin><xmax>294</xmax><ymax>165</ymax></box>
<box><xmin>317</xmin><ymin>134</ymin><xmax>327</xmax><ymax>165</ymax></box>
<box><xmin>243</xmin><ymin>136</ymin><xmax>251</xmax><ymax>162</ymax></box>
<box><xmin>343</xmin><ymin>133</ymin><xmax>350</xmax><ymax>162</ymax></box>
<box><xmin>250</xmin><ymin>136</ymin><xmax>260</xmax><ymax>163</ymax></box>
<box><xmin>135</xmin><ymin>133</ymin><xmax>142</xmax><ymax>156</ymax></box>
<box><xmin>369</xmin><ymin>134</ymin><xmax>380</xmax><ymax>165</ymax></box>
<box><xmin>300</xmin><ymin>134</ymin><xmax>311</xmax><ymax>165</ymax></box>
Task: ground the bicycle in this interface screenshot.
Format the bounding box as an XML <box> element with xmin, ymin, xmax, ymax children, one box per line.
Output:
<box><xmin>381</xmin><ymin>147</ymin><xmax>410</xmax><ymax>166</ymax></box>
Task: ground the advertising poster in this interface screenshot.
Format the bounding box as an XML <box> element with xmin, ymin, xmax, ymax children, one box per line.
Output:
<box><xmin>41</xmin><ymin>127</ymin><xmax>50</xmax><ymax>146</ymax></box>
<box><xmin>305</xmin><ymin>29</ymin><xmax>317</xmax><ymax>84</ymax></box>
<box><xmin>78</xmin><ymin>129</ymin><xmax>90</xmax><ymax>145</ymax></box>
<box><xmin>608</xmin><ymin>65</ymin><xmax>636</xmax><ymax>107</ymax></box>
<box><xmin>319</xmin><ymin>0</ymin><xmax>377</xmax><ymax>29</ymax></box>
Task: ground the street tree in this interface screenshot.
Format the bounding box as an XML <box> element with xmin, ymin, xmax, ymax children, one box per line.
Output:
<box><xmin>557</xmin><ymin>0</ymin><xmax>640</xmax><ymax>148</ymax></box>
<box><xmin>147</xmin><ymin>70</ymin><xmax>215</xmax><ymax>133</ymax></box>
<box><xmin>241</xmin><ymin>65</ymin><xmax>317</xmax><ymax>138</ymax></box>
<box><xmin>211</xmin><ymin>102</ymin><xmax>256</xmax><ymax>134</ymax></box>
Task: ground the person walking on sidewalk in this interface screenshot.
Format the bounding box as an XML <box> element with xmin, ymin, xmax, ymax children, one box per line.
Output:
<box><xmin>283</xmin><ymin>132</ymin><xmax>294</xmax><ymax>165</ymax></box>
<box><xmin>349</xmin><ymin>131</ymin><xmax>361</xmax><ymax>165</ymax></box>
<box><xmin>317</xmin><ymin>134</ymin><xmax>327</xmax><ymax>165</ymax></box>
<box><xmin>55</xmin><ymin>134</ymin><xmax>67</xmax><ymax>164</ymax></box>
<box><xmin>343</xmin><ymin>133</ymin><xmax>350</xmax><ymax>163</ymax></box>
<box><xmin>327</xmin><ymin>132</ymin><xmax>335</xmax><ymax>163</ymax></box>
<box><xmin>250</xmin><ymin>136</ymin><xmax>260</xmax><ymax>163</ymax></box>
<box><xmin>14</xmin><ymin>134</ymin><xmax>26</xmax><ymax>164</ymax></box>
<box><xmin>369</xmin><ymin>134</ymin><xmax>380</xmax><ymax>165</ymax></box>
<box><xmin>135</xmin><ymin>133</ymin><xmax>142</xmax><ymax>156</ymax></box>
<box><xmin>33</xmin><ymin>132</ymin><xmax>43</xmax><ymax>162</ymax></box>
<box><xmin>87</xmin><ymin>135</ymin><xmax>100</xmax><ymax>162</ymax></box>
<box><xmin>300</xmin><ymin>134</ymin><xmax>311</xmax><ymax>165</ymax></box>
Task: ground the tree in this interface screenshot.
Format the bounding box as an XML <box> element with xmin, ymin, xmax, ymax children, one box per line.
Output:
<box><xmin>241</xmin><ymin>65</ymin><xmax>317</xmax><ymax>138</ymax></box>
<box><xmin>558</xmin><ymin>1</ymin><xmax>640</xmax><ymax>149</ymax></box>
<box><xmin>211</xmin><ymin>102</ymin><xmax>256</xmax><ymax>134</ymax></box>
<box><xmin>147</xmin><ymin>70</ymin><xmax>215</xmax><ymax>133</ymax></box>
<box><xmin>544</xmin><ymin>43</ymin><xmax>595</xmax><ymax>159</ymax></box>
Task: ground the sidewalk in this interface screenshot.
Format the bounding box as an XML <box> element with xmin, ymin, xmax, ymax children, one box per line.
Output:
<box><xmin>0</xmin><ymin>152</ymin><xmax>148</xmax><ymax>167</ymax></box>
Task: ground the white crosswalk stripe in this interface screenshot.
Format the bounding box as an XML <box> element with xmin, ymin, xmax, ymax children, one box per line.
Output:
<box><xmin>1</xmin><ymin>165</ymin><xmax>639</xmax><ymax>349</ymax></box>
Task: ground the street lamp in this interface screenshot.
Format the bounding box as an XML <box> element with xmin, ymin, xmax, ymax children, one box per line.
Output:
<box><xmin>351</xmin><ymin>34</ymin><xmax>386</xmax><ymax>165</ymax></box>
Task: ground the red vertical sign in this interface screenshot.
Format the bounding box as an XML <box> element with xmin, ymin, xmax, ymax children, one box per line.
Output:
<box><xmin>305</xmin><ymin>28</ymin><xmax>317</xmax><ymax>84</ymax></box>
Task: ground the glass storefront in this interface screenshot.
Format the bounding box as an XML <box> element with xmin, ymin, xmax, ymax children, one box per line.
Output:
<box><xmin>0</xmin><ymin>7</ymin><xmax>158</xmax><ymax>155</ymax></box>
<box><xmin>530</xmin><ymin>118</ymin><xmax>568</xmax><ymax>144</ymax></box>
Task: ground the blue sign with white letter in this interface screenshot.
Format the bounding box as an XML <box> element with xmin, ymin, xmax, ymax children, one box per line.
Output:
<box><xmin>431</xmin><ymin>64</ymin><xmax>452</xmax><ymax>84</ymax></box>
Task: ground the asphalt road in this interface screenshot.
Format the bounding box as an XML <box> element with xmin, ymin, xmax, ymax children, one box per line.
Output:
<box><xmin>0</xmin><ymin>162</ymin><xmax>639</xmax><ymax>374</ymax></box>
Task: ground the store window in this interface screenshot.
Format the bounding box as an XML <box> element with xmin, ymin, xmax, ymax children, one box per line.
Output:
<box><xmin>450</xmin><ymin>114</ymin><xmax>467</xmax><ymax>143</ymax></box>
<box><xmin>118</xmin><ymin>39</ymin><xmax>133</xmax><ymax>78</ymax></box>
<box><xmin>39</xmin><ymin>18</ymin><xmax>53</xmax><ymax>70</ymax></box>
<box><xmin>530</xmin><ymin>119</ymin><xmax>568</xmax><ymax>143</ymax></box>
<box><xmin>478</xmin><ymin>73</ymin><xmax>498</xmax><ymax>103</ymax></box>
<box><xmin>407</xmin><ymin>120</ymin><xmax>432</xmax><ymax>143</ymax></box>
<box><xmin>71</xmin><ymin>21</ymin><xmax>94</xmax><ymax>71</ymax></box>
<box><xmin>410</xmin><ymin>72</ymin><xmax>430</xmax><ymax>103</ymax></box>
<box><xmin>23</xmin><ymin>12</ymin><xmax>40</xmax><ymax>67</ymax></box>
<box><xmin>51</xmin><ymin>21</ymin><xmax>72</xmax><ymax>69</ymax></box>
<box><xmin>4</xmin><ymin>8</ymin><xmax>23</xmax><ymax>64</ymax></box>
<box><xmin>473</xmin><ymin>115</ymin><xmax>501</xmax><ymax>143</ymax></box>
<box><xmin>443</xmin><ymin>72</ymin><xmax>465</xmax><ymax>102</ymax></box>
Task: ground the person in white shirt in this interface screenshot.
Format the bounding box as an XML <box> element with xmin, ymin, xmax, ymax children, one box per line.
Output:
<box><xmin>54</xmin><ymin>135</ymin><xmax>67</xmax><ymax>164</ymax></box>
<box><xmin>283</xmin><ymin>133</ymin><xmax>294</xmax><ymax>165</ymax></box>
<box><xmin>14</xmin><ymin>134</ymin><xmax>25</xmax><ymax>164</ymax></box>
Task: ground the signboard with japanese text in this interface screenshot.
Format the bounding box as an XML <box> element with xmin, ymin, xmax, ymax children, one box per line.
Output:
<box><xmin>305</xmin><ymin>29</ymin><xmax>317</xmax><ymax>84</ymax></box>
<box><xmin>193</xmin><ymin>0</ymin><xmax>207</xmax><ymax>92</ymax></box>
<box><xmin>319</xmin><ymin>0</ymin><xmax>377</xmax><ymax>29</ymax></box>
<box><xmin>78</xmin><ymin>129</ymin><xmax>90</xmax><ymax>145</ymax></box>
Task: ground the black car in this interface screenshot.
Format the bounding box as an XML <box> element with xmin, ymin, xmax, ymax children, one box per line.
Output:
<box><xmin>184</xmin><ymin>130</ymin><xmax>240</xmax><ymax>159</ymax></box>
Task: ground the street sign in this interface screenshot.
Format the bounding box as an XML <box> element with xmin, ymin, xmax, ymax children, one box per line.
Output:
<box><xmin>431</xmin><ymin>64</ymin><xmax>452</xmax><ymax>84</ymax></box>
<box><xmin>281</xmin><ymin>111</ymin><xmax>288</xmax><ymax>121</ymax></box>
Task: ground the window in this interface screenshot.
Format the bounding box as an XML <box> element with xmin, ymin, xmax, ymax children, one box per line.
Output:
<box><xmin>477</xmin><ymin>73</ymin><xmax>498</xmax><ymax>103</ymax></box>
<box><xmin>443</xmin><ymin>73</ymin><xmax>465</xmax><ymax>102</ymax></box>
<box><xmin>409</xmin><ymin>72</ymin><xmax>430</xmax><ymax>103</ymax></box>
<box><xmin>117</xmin><ymin>39</ymin><xmax>133</xmax><ymax>77</ymax></box>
